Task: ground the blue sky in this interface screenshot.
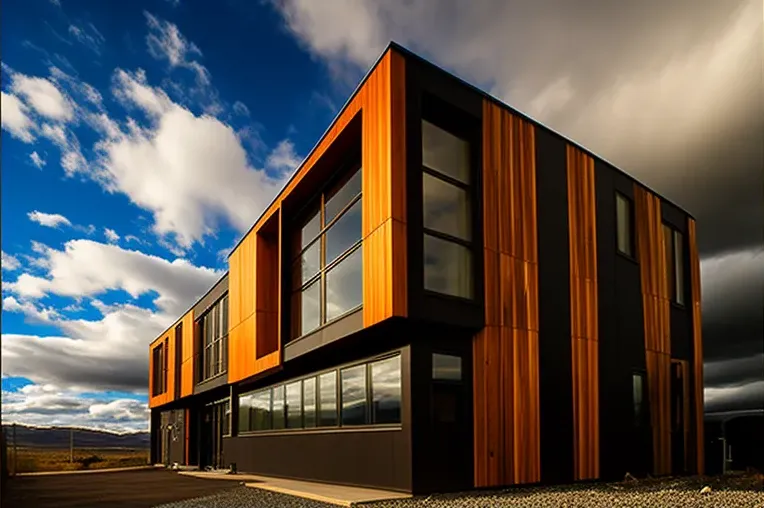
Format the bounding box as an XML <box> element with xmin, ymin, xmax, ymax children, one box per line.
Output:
<box><xmin>2</xmin><ymin>0</ymin><xmax>761</xmax><ymax>431</ymax></box>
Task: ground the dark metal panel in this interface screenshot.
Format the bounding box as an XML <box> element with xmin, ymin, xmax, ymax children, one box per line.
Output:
<box><xmin>404</xmin><ymin>57</ymin><xmax>485</xmax><ymax>330</ymax></box>
<box><xmin>194</xmin><ymin>372</ymin><xmax>229</xmax><ymax>396</ymax></box>
<box><xmin>283</xmin><ymin>308</ymin><xmax>363</xmax><ymax>361</ymax></box>
<box><xmin>535</xmin><ymin>126</ymin><xmax>574</xmax><ymax>484</ymax></box>
<box><xmin>192</xmin><ymin>274</ymin><xmax>229</xmax><ymax>318</ymax></box>
<box><xmin>597</xmin><ymin>164</ymin><xmax>651</xmax><ymax>479</ymax></box>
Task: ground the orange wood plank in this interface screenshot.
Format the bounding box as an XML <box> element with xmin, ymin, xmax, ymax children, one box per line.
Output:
<box><xmin>687</xmin><ymin>218</ymin><xmax>704</xmax><ymax>474</ymax></box>
<box><xmin>474</xmin><ymin>102</ymin><xmax>540</xmax><ymax>487</ymax></box>
<box><xmin>567</xmin><ymin>144</ymin><xmax>600</xmax><ymax>481</ymax></box>
<box><xmin>635</xmin><ymin>185</ymin><xmax>673</xmax><ymax>475</ymax></box>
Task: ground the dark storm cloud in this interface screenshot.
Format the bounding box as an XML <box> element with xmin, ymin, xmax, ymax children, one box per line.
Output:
<box><xmin>273</xmin><ymin>0</ymin><xmax>763</xmax><ymax>410</ymax></box>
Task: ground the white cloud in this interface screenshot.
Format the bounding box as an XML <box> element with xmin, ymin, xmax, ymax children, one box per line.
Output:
<box><xmin>2</xmin><ymin>251</ymin><xmax>21</xmax><ymax>271</ymax></box>
<box><xmin>93</xmin><ymin>69</ymin><xmax>289</xmax><ymax>249</ymax></box>
<box><xmin>49</xmin><ymin>0</ymin><xmax>61</xmax><ymax>6</ymax></box>
<box><xmin>1</xmin><ymin>91</ymin><xmax>36</xmax><ymax>142</ymax></box>
<box><xmin>2</xmin><ymin>239</ymin><xmax>221</xmax><ymax>393</ymax></box>
<box><xmin>27</xmin><ymin>210</ymin><xmax>73</xmax><ymax>229</ymax></box>
<box><xmin>265</xmin><ymin>139</ymin><xmax>302</xmax><ymax>174</ymax></box>
<box><xmin>232</xmin><ymin>100</ymin><xmax>250</xmax><ymax>117</ymax></box>
<box><xmin>29</xmin><ymin>151</ymin><xmax>46</xmax><ymax>168</ymax></box>
<box><xmin>104</xmin><ymin>228</ymin><xmax>120</xmax><ymax>243</ymax></box>
<box><xmin>144</xmin><ymin>12</ymin><xmax>209</xmax><ymax>87</ymax></box>
<box><xmin>1</xmin><ymin>385</ymin><xmax>149</xmax><ymax>432</ymax></box>
<box><xmin>10</xmin><ymin>72</ymin><xmax>74</xmax><ymax>121</ymax></box>
<box><xmin>68</xmin><ymin>23</ymin><xmax>105</xmax><ymax>55</ymax></box>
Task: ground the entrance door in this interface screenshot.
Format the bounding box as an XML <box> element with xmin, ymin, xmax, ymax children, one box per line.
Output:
<box><xmin>201</xmin><ymin>400</ymin><xmax>229</xmax><ymax>470</ymax></box>
<box><xmin>670</xmin><ymin>360</ymin><xmax>689</xmax><ymax>474</ymax></box>
<box><xmin>160</xmin><ymin>412</ymin><xmax>171</xmax><ymax>465</ymax></box>
<box><xmin>429</xmin><ymin>353</ymin><xmax>470</xmax><ymax>492</ymax></box>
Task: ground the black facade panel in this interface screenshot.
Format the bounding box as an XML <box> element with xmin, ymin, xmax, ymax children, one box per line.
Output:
<box><xmin>225</xmin><ymin>345</ymin><xmax>413</xmax><ymax>492</ymax></box>
<box><xmin>192</xmin><ymin>274</ymin><xmax>228</xmax><ymax>317</ymax></box>
<box><xmin>283</xmin><ymin>308</ymin><xmax>363</xmax><ymax>361</ymax></box>
<box><xmin>597</xmin><ymin>166</ymin><xmax>651</xmax><ymax>479</ymax></box>
<box><xmin>404</xmin><ymin>57</ymin><xmax>485</xmax><ymax>331</ymax></box>
<box><xmin>223</xmin><ymin>429</ymin><xmax>410</xmax><ymax>491</ymax></box>
<box><xmin>535</xmin><ymin>126</ymin><xmax>574</xmax><ymax>484</ymax></box>
<box><xmin>194</xmin><ymin>371</ymin><xmax>228</xmax><ymax>396</ymax></box>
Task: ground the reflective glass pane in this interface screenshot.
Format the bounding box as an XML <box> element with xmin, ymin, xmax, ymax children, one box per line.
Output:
<box><xmin>325</xmin><ymin>246</ymin><xmax>362</xmax><ymax>321</ymax></box>
<box><xmin>616</xmin><ymin>194</ymin><xmax>632</xmax><ymax>256</ymax></box>
<box><xmin>318</xmin><ymin>371</ymin><xmax>337</xmax><ymax>427</ymax></box>
<box><xmin>422</xmin><ymin>120</ymin><xmax>470</xmax><ymax>184</ymax></box>
<box><xmin>238</xmin><ymin>392</ymin><xmax>253</xmax><ymax>432</ymax></box>
<box><xmin>295</xmin><ymin>239</ymin><xmax>320</xmax><ymax>287</ymax></box>
<box><xmin>674</xmin><ymin>231</ymin><xmax>684</xmax><ymax>305</ymax></box>
<box><xmin>301</xmin><ymin>209</ymin><xmax>320</xmax><ymax>248</ymax></box>
<box><xmin>272</xmin><ymin>385</ymin><xmax>285</xmax><ymax>430</ymax></box>
<box><xmin>341</xmin><ymin>365</ymin><xmax>367</xmax><ymax>426</ymax></box>
<box><xmin>252</xmin><ymin>390</ymin><xmax>272</xmax><ymax>431</ymax></box>
<box><xmin>221</xmin><ymin>296</ymin><xmax>229</xmax><ymax>335</ymax></box>
<box><xmin>423</xmin><ymin>173</ymin><xmax>471</xmax><ymax>241</ymax></box>
<box><xmin>300</xmin><ymin>280</ymin><xmax>321</xmax><ymax>336</ymax></box>
<box><xmin>286</xmin><ymin>381</ymin><xmax>302</xmax><ymax>429</ymax></box>
<box><xmin>432</xmin><ymin>353</ymin><xmax>462</xmax><ymax>381</ymax></box>
<box><xmin>326</xmin><ymin>199</ymin><xmax>361</xmax><ymax>265</ymax></box>
<box><xmin>371</xmin><ymin>356</ymin><xmax>401</xmax><ymax>424</ymax></box>
<box><xmin>303</xmin><ymin>377</ymin><xmax>317</xmax><ymax>428</ymax></box>
<box><xmin>325</xmin><ymin>169</ymin><xmax>362</xmax><ymax>225</ymax></box>
<box><xmin>663</xmin><ymin>225</ymin><xmax>675</xmax><ymax>301</ymax></box>
<box><xmin>423</xmin><ymin>235</ymin><xmax>473</xmax><ymax>299</ymax></box>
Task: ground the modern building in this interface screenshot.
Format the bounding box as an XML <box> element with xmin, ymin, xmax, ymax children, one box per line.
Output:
<box><xmin>148</xmin><ymin>42</ymin><xmax>705</xmax><ymax>494</ymax></box>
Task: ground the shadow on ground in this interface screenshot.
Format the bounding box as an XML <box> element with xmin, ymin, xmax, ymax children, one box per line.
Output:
<box><xmin>1</xmin><ymin>468</ymin><xmax>238</xmax><ymax>508</ymax></box>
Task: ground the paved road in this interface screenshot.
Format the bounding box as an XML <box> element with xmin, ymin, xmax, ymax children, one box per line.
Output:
<box><xmin>1</xmin><ymin>468</ymin><xmax>238</xmax><ymax>508</ymax></box>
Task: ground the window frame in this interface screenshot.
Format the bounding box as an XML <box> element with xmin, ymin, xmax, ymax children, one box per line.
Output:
<box><xmin>290</xmin><ymin>161</ymin><xmax>364</xmax><ymax>340</ymax></box>
<box><xmin>420</xmin><ymin>116</ymin><xmax>477</xmax><ymax>301</ymax></box>
<box><xmin>199</xmin><ymin>293</ymin><xmax>229</xmax><ymax>383</ymax></box>
<box><xmin>236</xmin><ymin>352</ymin><xmax>402</xmax><ymax>436</ymax></box>
<box><xmin>662</xmin><ymin>223</ymin><xmax>685</xmax><ymax>306</ymax></box>
<box><xmin>151</xmin><ymin>342</ymin><xmax>167</xmax><ymax>396</ymax></box>
<box><xmin>615</xmin><ymin>192</ymin><xmax>637</xmax><ymax>261</ymax></box>
<box><xmin>632</xmin><ymin>370</ymin><xmax>649</xmax><ymax>427</ymax></box>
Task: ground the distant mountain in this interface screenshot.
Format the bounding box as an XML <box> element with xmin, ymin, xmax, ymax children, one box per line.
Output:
<box><xmin>2</xmin><ymin>424</ymin><xmax>150</xmax><ymax>449</ymax></box>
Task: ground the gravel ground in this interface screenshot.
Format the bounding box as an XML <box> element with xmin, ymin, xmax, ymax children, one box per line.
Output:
<box><xmin>153</xmin><ymin>472</ymin><xmax>764</xmax><ymax>508</ymax></box>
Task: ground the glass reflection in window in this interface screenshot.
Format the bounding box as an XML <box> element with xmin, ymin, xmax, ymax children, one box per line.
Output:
<box><xmin>325</xmin><ymin>246</ymin><xmax>363</xmax><ymax>321</ymax></box>
<box><xmin>422</xmin><ymin>120</ymin><xmax>470</xmax><ymax>184</ymax></box>
<box><xmin>318</xmin><ymin>371</ymin><xmax>337</xmax><ymax>427</ymax></box>
<box><xmin>424</xmin><ymin>235</ymin><xmax>473</xmax><ymax>299</ymax></box>
<box><xmin>303</xmin><ymin>377</ymin><xmax>317</xmax><ymax>428</ymax></box>
<box><xmin>371</xmin><ymin>356</ymin><xmax>401</xmax><ymax>424</ymax></box>
<box><xmin>432</xmin><ymin>353</ymin><xmax>462</xmax><ymax>381</ymax></box>
<box><xmin>286</xmin><ymin>381</ymin><xmax>302</xmax><ymax>429</ymax></box>
<box><xmin>341</xmin><ymin>365</ymin><xmax>367</xmax><ymax>426</ymax></box>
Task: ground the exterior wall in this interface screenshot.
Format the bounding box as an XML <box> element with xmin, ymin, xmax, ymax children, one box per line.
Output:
<box><xmin>149</xmin><ymin>309</ymin><xmax>195</xmax><ymax>408</ymax></box>
<box><xmin>224</xmin><ymin>341</ymin><xmax>413</xmax><ymax>491</ymax></box>
<box><xmin>147</xmin><ymin>43</ymin><xmax>704</xmax><ymax>492</ymax></box>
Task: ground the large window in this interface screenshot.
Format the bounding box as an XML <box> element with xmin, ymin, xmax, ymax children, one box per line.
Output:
<box><xmin>616</xmin><ymin>193</ymin><xmax>635</xmax><ymax>258</ymax></box>
<box><xmin>238</xmin><ymin>353</ymin><xmax>402</xmax><ymax>434</ymax></box>
<box><xmin>632</xmin><ymin>371</ymin><xmax>647</xmax><ymax>427</ymax></box>
<box><xmin>663</xmin><ymin>224</ymin><xmax>685</xmax><ymax>305</ymax></box>
<box><xmin>151</xmin><ymin>341</ymin><xmax>167</xmax><ymax>396</ymax></box>
<box><xmin>291</xmin><ymin>167</ymin><xmax>363</xmax><ymax>339</ymax></box>
<box><xmin>200</xmin><ymin>294</ymin><xmax>229</xmax><ymax>381</ymax></box>
<box><xmin>422</xmin><ymin>120</ymin><xmax>474</xmax><ymax>299</ymax></box>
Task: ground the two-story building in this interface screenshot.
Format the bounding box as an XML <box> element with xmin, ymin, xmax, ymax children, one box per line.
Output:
<box><xmin>148</xmin><ymin>42</ymin><xmax>705</xmax><ymax>494</ymax></box>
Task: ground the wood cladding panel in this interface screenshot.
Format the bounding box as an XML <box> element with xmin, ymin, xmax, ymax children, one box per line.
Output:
<box><xmin>255</xmin><ymin>210</ymin><xmax>280</xmax><ymax>359</ymax></box>
<box><xmin>362</xmin><ymin>50</ymin><xmax>407</xmax><ymax>326</ymax></box>
<box><xmin>229</xmin><ymin>232</ymin><xmax>257</xmax><ymax>384</ymax></box>
<box><xmin>567</xmin><ymin>145</ymin><xmax>600</xmax><ymax>481</ymax></box>
<box><xmin>634</xmin><ymin>185</ymin><xmax>672</xmax><ymax>475</ymax></box>
<box><xmin>473</xmin><ymin>101</ymin><xmax>540</xmax><ymax>487</ymax></box>
<box><xmin>688</xmin><ymin>218</ymin><xmax>704</xmax><ymax>474</ymax></box>
<box><xmin>179</xmin><ymin>311</ymin><xmax>194</xmax><ymax>398</ymax></box>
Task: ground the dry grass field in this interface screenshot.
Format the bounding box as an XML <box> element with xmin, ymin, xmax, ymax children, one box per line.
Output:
<box><xmin>7</xmin><ymin>447</ymin><xmax>150</xmax><ymax>473</ymax></box>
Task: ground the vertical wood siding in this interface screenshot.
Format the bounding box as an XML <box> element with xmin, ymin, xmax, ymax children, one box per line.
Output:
<box><xmin>634</xmin><ymin>185</ymin><xmax>672</xmax><ymax>475</ymax></box>
<box><xmin>567</xmin><ymin>145</ymin><xmax>600</xmax><ymax>481</ymax></box>
<box><xmin>474</xmin><ymin>101</ymin><xmax>540</xmax><ymax>487</ymax></box>
<box><xmin>688</xmin><ymin>218</ymin><xmax>704</xmax><ymax>474</ymax></box>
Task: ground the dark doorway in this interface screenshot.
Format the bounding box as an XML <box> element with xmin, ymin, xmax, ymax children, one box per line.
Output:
<box><xmin>429</xmin><ymin>352</ymin><xmax>470</xmax><ymax>491</ymax></box>
<box><xmin>200</xmin><ymin>399</ymin><xmax>229</xmax><ymax>470</ymax></box>
<box><xmin>160</xmin><ymin>412</ymin><xmax>171</xmax><ymax>465</ymax></box>
<box><xmin>670</xmin><ymin>360</ymin><xmax>689</xmax><ymax>475</ymax></box>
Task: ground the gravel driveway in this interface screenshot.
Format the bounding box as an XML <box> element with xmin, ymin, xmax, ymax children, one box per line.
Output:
<box><xmin>154</xmin><ymin>472</ymin><xmax>764</xmax><ymax>508</ymax></box>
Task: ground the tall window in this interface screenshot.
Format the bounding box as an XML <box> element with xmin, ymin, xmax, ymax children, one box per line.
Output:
<box><xmin>663</xmin><ymin>225</ymin><xmax>685</xmax><ymax>305</ymax></box>
<box><xmin>291</xmin><ymin>166</ymin><xmax>363</xmax><ymax>338</ymax></box>
<box><xmin>616</xmin><ymin>193</ymin><xmax>635</xmax><ymax>257</ymax></box>
<box><xmin>632</xmin><ymin>371</ymin><xmax>647</xmax><ymax>426</ymax></box>
<box><xmin>201</xmin><ymin>294</ymin><xmax>229</xmax><ymax>381</ymax></box>
<box><xmin>152</xmin><ymin>342</ymin><xmax>167</xmax><ymax>396</ymax></box>
<box><xmin>421</xmin><ymin>120</ymin><xmax>473</xmax><ymax>299</ymax></box>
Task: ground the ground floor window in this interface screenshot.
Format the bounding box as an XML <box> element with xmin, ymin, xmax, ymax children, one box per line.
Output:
<box><xmin>238</xmin><ymin>352</ymin><xmax>402</xmax><ymax>433</ymax></box>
